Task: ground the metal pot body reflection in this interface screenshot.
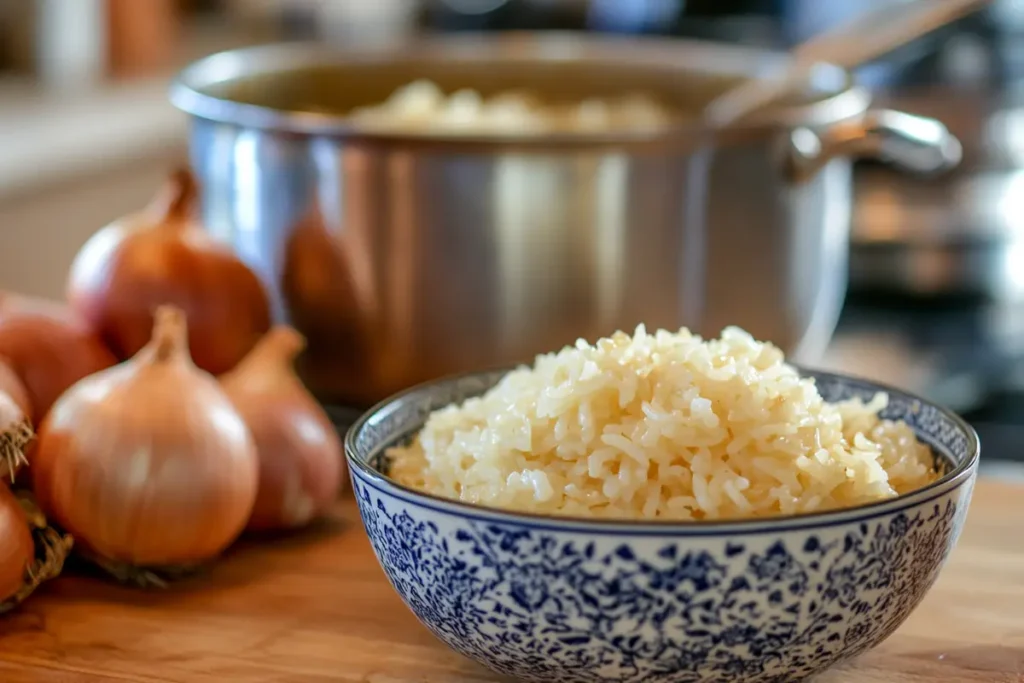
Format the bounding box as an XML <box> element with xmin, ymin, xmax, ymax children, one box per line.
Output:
<box><xmin>173</xmin><ymin>37</ymin><xmax>960</xmax><ymax>406</ymax></box>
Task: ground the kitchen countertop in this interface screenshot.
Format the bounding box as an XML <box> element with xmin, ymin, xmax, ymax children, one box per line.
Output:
<box><xmin>0</xmin><ymin>22</ymin><xmax>259</xmax><ymax>200</ymax></box>
<box><xmin>0</xmin><ymin>480</ymin><xmax>1020</xmax><ymax>683</ymax></box>
<box><xmin>0</xmin><ymin>78</ymin><xmax>185</xmax><ymax>200</ymax></box>
<box><xmin>819</xmin><ymin>293</ymin><xmax>1024</xmax><ymax>469</ymax></box>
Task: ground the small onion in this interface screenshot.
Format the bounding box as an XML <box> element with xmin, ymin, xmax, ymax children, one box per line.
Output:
<box><xmin>221</xmin><ymin>326</ymin><xmax>345</xmax><ymax>532</ymax></box>
<box><xmin>66</xmin><ymin>168</ymin><xmax>271</xmax><ymax>376</ymax></box>
<box><xmin>0</xmin><ymin>361</ymin><xmax>32</xmax><ymax>425</ymax></box>
<box><xmin>32</xmin><ymin>306</ymin><xmax>259</xmax><ymax>578</ymax></box>
<box><xmin>0</xmin><ymin>293</ymin><xmax>116</xmax><ymax>420</ymax></box>
<box><xmin>0</xmin><ymin>486</ymin><xmax>71</xmax><ymax>613</ymax></box>
<box><xmin>0</xmin><ymin>485</ymin><xmax>36</xmax><ymax>602</ymax></box>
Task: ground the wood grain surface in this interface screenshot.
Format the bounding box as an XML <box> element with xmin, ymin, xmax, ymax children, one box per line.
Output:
<box><xmin>0</xmin><ymin>478</ymin><xmax>1021</xmax><ymax>683</ymax></box>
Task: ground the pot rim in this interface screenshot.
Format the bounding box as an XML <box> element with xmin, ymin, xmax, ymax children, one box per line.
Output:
<box><xmin>344</xmin><ymin>365</ymin><xmax>980</xmax><ymax>535</ymax></box>
<box><xmin>169</xmin><ymin>33</ymin><xmax>873</xmax><ymax>150</ymax></box>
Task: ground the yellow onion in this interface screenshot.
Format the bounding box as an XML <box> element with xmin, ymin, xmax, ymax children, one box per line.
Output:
<box><xmin>0</xmin><ymin>361</ymin><xmax>32</xmax><ymax>425</ymax></box>
<box><xmin>0</xmin><ymin>292</ymin><xmax>116</xmax><ymax>420</ymax></box>
<box><xmin>0</xmin><ymin>484</ymin><xmax>34</xmax><ymax>602</ymax></box>
<box><xmin>221</xmin><ymin>326</ymin><xmax>345</xmax><ymax>532</ymax></box>
<box><xmin>32</xmin><ymin>306</ymin><xmax>258</xmax><ymax>580</ymax></box>
<box><xmin>0</xmin><ymin>486</ymin><xmax>71</xmax><ymax>613</ymax></box>
<box><xmin>66</xmin><ymin>168</ymin><xmax>271</xmax><ymax>376</ymax></box>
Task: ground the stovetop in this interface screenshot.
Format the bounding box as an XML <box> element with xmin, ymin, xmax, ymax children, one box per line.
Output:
<box><xmin>830</xmin><ymin>5</ymin><xmax>1024</xmax><ymax>465</ymax></box>
<box><xmin>822</xmin><ymin>293</ymin><xmax>1024</xmax><ymax>466</ymax></box>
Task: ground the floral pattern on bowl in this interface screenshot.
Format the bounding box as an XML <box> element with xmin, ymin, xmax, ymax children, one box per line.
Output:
<box><xmin>346</xmin><ymin>369</ymin><xmax>979</xmax><ymax>683</ymax></box>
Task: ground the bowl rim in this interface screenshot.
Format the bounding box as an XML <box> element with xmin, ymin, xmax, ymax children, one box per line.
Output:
<box><xmin>344</xmin><ymin>365</ymin><xmax>980</xmax><ymax>534</ymax></box>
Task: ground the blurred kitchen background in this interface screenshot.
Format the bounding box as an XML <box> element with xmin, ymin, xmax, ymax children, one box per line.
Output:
<box><xmin>1</xmin><ymin>0</ymin><xmax>1023</xmax><ymax>468</ymax></box>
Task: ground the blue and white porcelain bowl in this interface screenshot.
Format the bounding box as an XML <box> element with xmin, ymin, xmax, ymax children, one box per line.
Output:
<box><xmin>345</xmin><ymin>369</ymin><xmax>979</xmax><ymax>683</ymax></box>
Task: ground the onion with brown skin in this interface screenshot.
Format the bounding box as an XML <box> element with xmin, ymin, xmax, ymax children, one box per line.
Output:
<box><xmin>221</xmin><ymin>326</ymin><xmax>345</xmax><ymax>532</ymax></box>
<box><xmin>0</xmin><ymin>391</ymin><xmax>32</xmax><ymax>482</ymax></box>
<box><xmin>66</xmin><ymin>168</ymin><xmax>272</xmax><ymax>376</ymax></box>
<box><xmin>0</xmin><ymin>325</ymin><xmax>74</xmax><ymax>609</ymax></box>
<box><xmin>32</xmin><ymin>306</ymin><xmax>259</xmax><ymax>586</ymax></box>
<box><xmin>0</xmin><ymin>293</ymin><xmax>116</xmax><ymax>420</ymax></box>
<box><xmin>0</xmin><ymin>361</ymin><xmax>31</xmax><ymax>426</ymax></box>
<box><xmin>0</xmin><ymin>486</ymin><xmax>72</xmax><ymax>614</ymax></box>
<box><xmin>0</xmin><ymin>484</ymin><xmax>34</xmax><ymax>604</ymax></box>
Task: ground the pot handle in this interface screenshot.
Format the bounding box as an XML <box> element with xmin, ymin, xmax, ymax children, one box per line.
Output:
<box><xmin>783</xmin><ymin>109</ymin><xmax>962</xmax><ymax>184</ymax></box>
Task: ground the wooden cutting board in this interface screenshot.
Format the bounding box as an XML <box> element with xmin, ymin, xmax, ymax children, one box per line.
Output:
<box><xmin>0</xmin><ymin>478</ymin><xmax>1021</xmax><ymax>683</ymax></box>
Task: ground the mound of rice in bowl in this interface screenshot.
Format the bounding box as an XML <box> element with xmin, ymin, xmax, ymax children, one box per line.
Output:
<box><xmin>386</xmin><ymin>326</ymin><xmax>939</xmax><ymax>520</ymax></box>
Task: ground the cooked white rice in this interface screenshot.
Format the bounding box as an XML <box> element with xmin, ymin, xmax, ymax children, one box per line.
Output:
<box><xmin>349</xmin><ymin>79</ymin><xmax>672</xmax><ymax>134</ymax></box>
<box><xmin>387</xmin><ymin>326</ymin><xmax>939</xmax><ymax>520</ymax></box>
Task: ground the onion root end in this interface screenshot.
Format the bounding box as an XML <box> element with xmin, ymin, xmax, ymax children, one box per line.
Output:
<box><xmin>0</xmin><ymin>418</ymin><xmax>32</xmax><ymax>483</ymax></box>
<box><xmin>83</xmin><ymin>552</ymin><xmax>205</xmax><ymax>589</ymax></box>
<box><xmin>0</xmin><ymin>492</ymin><xmax>73</xmax><ymax>615</ymax></box>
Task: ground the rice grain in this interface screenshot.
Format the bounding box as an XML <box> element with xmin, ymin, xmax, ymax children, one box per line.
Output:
<box><xmin>387</xmin><ymin>326</ymin><xmax>939</xmax><ymax>520</ymax></box>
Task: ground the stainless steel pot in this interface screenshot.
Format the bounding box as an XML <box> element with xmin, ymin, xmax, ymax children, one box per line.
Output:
<box><xmin>171</xmin><ymin>35</ymin><xmax>960</xmax><ymax>407</ymax></box>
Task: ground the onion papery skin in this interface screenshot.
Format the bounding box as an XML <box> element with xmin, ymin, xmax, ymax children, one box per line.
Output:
<box><xmin>66</xmin><ymin>169</ymin><xmax>271</xmax><ymax>376</ymax></box>
<box><xmin>0</xmin><ymin>390</ymin><xmax>32</xmax><ymax>482</ymax></box>
<box><xmin>0</xmin><ymin>362</ymin><xmax>32</xmax><ymax>425</ymax></box>
<box><xmin>31</xmin><ymin>308</ymin><xmax>259</xmax><ymax>568</ymax></box>
<box><xmin>0</xmin><ymin>484</ymin><xmax>35</xmax><ymax>601</ymax></box>
<box><xmin>221</xmin><ymin>327</ymin><xmax>344</xmax><ymax>532</ymax></box>
<box><xmin>0</xmin><ymin>293</ymin><xmax>117</xmax><ymax>420</ymax></box>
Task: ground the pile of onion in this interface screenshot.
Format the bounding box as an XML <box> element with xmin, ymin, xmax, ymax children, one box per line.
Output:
<box><xmin>66</xmin><ymin>168</ymin><xmax>271</xmax><ymax>376</ymax></box>
<box><xmin>0</xmin><ymin>293</ymin><xmax>116</xmax><ymax>420</ymax></box>
<box><xmin>32</xmin><ymin>306</ymin><xmax>259</xmax><ymax>585</ymax></box>
<box><xmin>221</xmin><ymin>326</ymin><xmax>344</xmax><ymax>532</ymax></box>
